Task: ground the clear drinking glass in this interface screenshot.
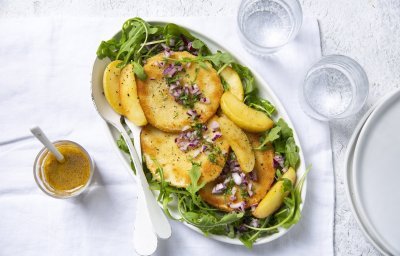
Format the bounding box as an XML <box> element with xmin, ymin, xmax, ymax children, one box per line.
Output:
<box><xmin>33</xmin><ymin>140</ymin><xmax>95</xmax><ymax>199</ymax></box>
<box><xmin>237</xmin><ymin>0</ymin><xmax>303</xmax><ymax>54</ymax></box>
<box><xmin>299</xmin><ymin>55</ymin><xmax>369</xmax><ymax>121</ymax></box>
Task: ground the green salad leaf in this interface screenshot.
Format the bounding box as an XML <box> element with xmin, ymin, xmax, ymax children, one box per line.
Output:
<box><xmin>257</xmin><ymin>118</ymin><xmax>300</xmax><ymax>168</ymax></box>
<box><xmin>230</xmin><ymin>63</ymin><xmax>276</xmax><ymax>116</ymax></box>
<box><xmin>254</xmin><ymin>126</ymin><xmax>281</xmax><ymax>150</ymax></box>
<box><xmin>186</xmin><ymin>162</ymin><xmax>206</xmax><ymax>195</ymax></box>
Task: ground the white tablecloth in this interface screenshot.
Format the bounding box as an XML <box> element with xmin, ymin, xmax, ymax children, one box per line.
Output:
<box><xmin>0</xmin><ymin>17</ymin><xmax>333</xmax><ymax>255</ymax></box>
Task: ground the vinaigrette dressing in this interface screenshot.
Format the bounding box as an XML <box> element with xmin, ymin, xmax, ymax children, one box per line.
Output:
<box><xmin>42</xmin><ymin>144</ymin><xmax>90</xmax><ymax>192</ymax></box>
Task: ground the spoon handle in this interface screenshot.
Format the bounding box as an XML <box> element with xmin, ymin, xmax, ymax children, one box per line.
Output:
<box><xmin>30</xmin><ymin>126</ymin><xmax>65</xmax><ymax>162</ymax></box>
<box><xmin>119</xmin><ymin>126</ymin><xmax>172</xmax><ymax>239</ymax></box>
<box><xmin>133</xmin><ymin>195</ymin><xmax>157</xmax><ymax>255</ymax></box>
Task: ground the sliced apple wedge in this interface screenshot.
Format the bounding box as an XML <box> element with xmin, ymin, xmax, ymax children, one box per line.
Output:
<box><xmin>120</xmin><ymin>64</ymin><xmax>148</xmax><ymax>126</ymax></box>
<box><xmin>220</xmin><ymin>91</ymin><xmax>274</xmax><ymax>132</ymax></box>
<box><xmin>252</xmin><ymin>167</ymin><xmax>297</xmax><ymax>218</ymax></box>
<box><xmin>218</xmin><ymin>115</ymin><xmax>255</xmax><ymax>173</ymax></box>
<box><xmin>220</xmin><ymin>66</ymin><xmax>244</xmax><ymax>101</ymax></box>
<box><xmin>103</xmin><ymin>60</ymin><xmax>124</xmax><ymax>115</ymax></box>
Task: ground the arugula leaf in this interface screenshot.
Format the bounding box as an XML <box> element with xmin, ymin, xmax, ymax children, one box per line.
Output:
<box><xmin>181</xmin><ymin>211</ymin><xmax>244</xmax><ymax>229</ymax></box>
<box><xmin>176</xmin><ymin>51</ymin><xmax>234</xmax><ymax>71</ymax></box>
<box><xmin>163</xmin><ymin>23</ymin><xmax>195</xmax><ymax>41</ymax></box>
<box><xmin>231</xmin><ymin>62</ymin><xmax>257</xmax><ymax>96</ymax></box>
<box><xmin>116</xmin><ymin>135</ymin><xmax>136</xmax><ymax>174</ymax></box>
<box><xmin>117</xmin><ymin>135</ymin><xmax>129</xmax><ymax>153</ymax></box>
<box><xmin>254</xmin><ymin>126</ymin><xmax>281</xmax><ymax>150</ymax></box>
<box><xmin>97</xmin><ymin>39</ymin><xmax>119</xmax><ymax>60</ymax></box>
<box><xmin>220</xmin><ymin>75</ymin><xmax>230</xmax><ymax>91</ymax></box>
<box><xmin>245</xmin><ymin>95</ymin><xmax>276</xmax><ymax>117</ymax></box>
<box><xmin>276</xmin><ymin>118</ymin><xmax>293</xmax><ymax>139</ymax></box>
<box><xmin>186</xmin><ymin>162</ymin><xmax>206</xmax><ymax>195</ymax></box>
<box><xmin>230</xmin><ymin>62</ymin><xmax>276</xmax><ymax>117</ymax></box>
<box><xmin>191</xmin><ymin>39</ymin><xmax>204</xmax><ymax>49</ymax></box>
<box><xmin>285</xmin><ymin>137</ymin><xmax>300</xmax><ymax>168</ymax></box>
<box><xmin>132</xmin><ymin>61</ymin><xmax>147</xmax><ymax>80</ymax></box>
<box><xmin>97</xmin><ymin>17</ymin><xmax>163</xmax><ymax>72</ymax></box>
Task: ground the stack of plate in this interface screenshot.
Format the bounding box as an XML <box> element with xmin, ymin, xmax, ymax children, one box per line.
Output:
<box><xmin>345</xmin><ymin>89</ymin><xmax>400</xmax><ymax>255</ymax></box>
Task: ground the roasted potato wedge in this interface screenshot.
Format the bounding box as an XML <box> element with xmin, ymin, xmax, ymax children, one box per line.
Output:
<box><xmin>252</xmin><ymin>167</ymin><xmax>296</xmax><ymax>218</ymax></box>
<box><xmin>220</xmin><ymin>91</ymin><xmax>274</xmax><ymax>132</ymax></box>
<box><xmin>119</xmin><ymin>64</ymin><xmax>147</xmax><ymax>126</ymax></box>
<box><xmin>103</xmin><ymin>60</ymin><xmax>124</xmax><ymax>115</ymax></box>
<box><xmin>220</xmin><ymin>66</ymin><xmax>244</xmax><ymax>101</ymax></box>
<box><xmin>218</xmin><ymin>115</ymin><xmax>255</xmax><ymax>173</ymax></box>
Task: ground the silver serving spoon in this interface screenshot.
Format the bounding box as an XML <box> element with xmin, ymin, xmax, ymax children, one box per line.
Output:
<box><xmin>91</xmin><ymin>58</ymin><xmax>171</xmax><ymax>255</ymax></box>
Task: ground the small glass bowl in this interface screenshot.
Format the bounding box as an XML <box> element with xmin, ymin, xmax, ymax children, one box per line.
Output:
<box><xmin>33</xmin><ymin>140</ymin><xmax>94</xmax><ymax>199</ymax></box>
<box><xmin>237</xmin><ymin>0</ymin><xmax>303</xmax><ymax>55</ymax></box>
<box><xmin>299</xmin><ymin>55</ymin><xmax>369</xmax><ymax>121</ymax></box>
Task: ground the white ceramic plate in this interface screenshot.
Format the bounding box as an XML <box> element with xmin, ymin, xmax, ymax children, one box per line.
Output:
<box><xmin>349</xmin><ymin>89</ymin><xmax>400</xmax><ymax>255</ymax></box>
<box><xmin>92</xmin><ymin>20</ymin><xmax>307</xmax><ymax>246</ymax></box>
<box><xmin>345</xmin><ymin>96</ymin><xmax>385</xmax><ymax>255</ymax></box>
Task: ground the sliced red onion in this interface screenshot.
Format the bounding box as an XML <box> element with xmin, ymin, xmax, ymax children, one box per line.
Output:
<box><xmin>249</xmin><ymin>218</ymin><xmax>260</xmax><ymax>228</ymax></box>
<box><xmin>180</xmin><ymin>34</ymin><xmax>190</xmax><ymax>46</ymax></box>
<box><xmin>161</xmin><ymin>43</ymin><xmax>169</xmax><ymax>50</ymax></box>
<box><xmin>212</xmin><ymin>183</ymin><xmax>226</xmax><ymax>194</ymax></box>
<box><xmin>200</xmin><ymin>97</ymin><xmax>210</xmax><ymax>104</ymax></box>
<box><xmin>232</xmin><ymin>172</ymin><xmax>242</xmax><ymax>185</ymax></box>
<box><xmin>179</xmin><ymin>142</ymin><xmax>189</xmax><ymax>151</ymax></box>
<box><xmin>230</xmin><ymin>186</ymin><xmax>237</xmax><ymax>201</ymax></box>
<box><xmin>238</xmin><ymin>224</ymin><xmax>248</xmax><ymax>232</ymax></box>
<box><xmin>184</xmin><ymin>86</ymin><xmax>189</xmax><ymax>95</ymax></box>
<box><xmin>209</xmin><ymin>121</ymin><xmax>220</xmax><ymax>132</ymax></box>
<box><xmin>192</xmin><ymin>148</ymin><xmax>201</xmax><ymax>158</ymax></box>
<box><xmin>229</xmin><ymin>201</ymin><xmax>246</xmax><ymax>212</ymax></box>
<box><xmin>240</xmin><ymin>172</ymin><xmax>248</xmax><ymax>185</ymax></box>
<box><xmin>223</xmin><ymin>176</ymin><xmax>232</xmax><ymax>185</ymax></box>
<box><xmin>178</xmin><ymin>46</ymin><xmax>185</xmax><ymax>51</ymax></box>
<box><xmin>187</xmin><ymin>41</ymin><xmax>193</xmax><ymax>51</ymax></box>
<box><xmin>176</xmin><ymin>65</ymin><xmax>184</xmax><ymax>72</ymax></box>
<box><xmin>273</xmin><ymin>155</ymin><xmax>285</xmax><ymax>169</ymax></box>
<box><xmin>201</xmin><ymin>145</ymin><xmax>208</xmax><ymax>152</ymax></box>
<box><xmin>169</xmin><ymin>38</ymin><xmax>176</xmax><ymax>46</ymax></box>
<box><xmin>182</xmin><ymin>125</ymin><xmax>191</xmax><ymax>131</ymax></box>
<box><xmin>249</xmin><ymin>170</ymin><xmax>258</xmax><ymax>181</ymax></box>
<box><xmin>247</xmin><ymin>182</ymin><xmax>253</xmax><ymax>197</ymax></box>
<box><xmin>230</xmin><ymin>160</ymin><xmax>241</xmax><ymax>173</ymax></box>
<box><xmin>186</xmin><ymin>109</ymin><xmax>200</xmax><ymax>120</ymax></box>
<box><xmin>175</xmin><ymin>128</ymin><xmax>202</xmax><ymax>152</ymax></box>
<box><xmin>250</xmin><ymin>203</ymin><xmax>258</xmax><ymax>212</ymax></box>
<box><xmin>211</xmin><ymin>132</ymin><xmax>222</xmax><ymax>141</ymax></box>
<box><xmin>164</xmin><ymin>49</ymin><xmax>172</xmax><ymax>58</ymax></box>
<box><xmin>163</xmin><ymin>64</ymin><xmax>177</xmax><ymax>77</ymax></box>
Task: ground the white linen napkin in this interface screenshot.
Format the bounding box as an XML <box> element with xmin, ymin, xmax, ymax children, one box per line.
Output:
<box><xmin>0</xmin><ymin>17</ymin><xmax>333</xmax><ymax>256</ymax></box>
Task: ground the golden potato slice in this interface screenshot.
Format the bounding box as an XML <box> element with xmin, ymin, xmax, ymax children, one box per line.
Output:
<box><xmin>141</xmin><ymin>117</ymin><xmax>229</xmax><ymax>188</ymax></box>
<box><xmin>103</xmin><ymin>60</ymin><xmax>124</xmax><ymax>115</ymax></box>
<box><xmin>218</xmin><ymin>115</ymin><xmax>255</xmax><ymax>173</ymax></box>
<box><xmin>253</xmin><ymin>167</ymin><xmax>296</xmax><ymax>218</ymax></box>
<box><xmin>199</xmin><ymin>133</ymin><xmax>275</xmax><ymax>212</ymax></box>
<box><xmin>119</xmin><ymin>64</ymin><xmax>148</xmax><ymax>126</ymax></box>
<box><xmin>137</xmin><ymin>51</ymin><xmax>223</xmax><ymax>132</ymax></box>
<box><xmin>220</xmin><ymin>66</ymin><xmax>244</xmax><ymax>101</ymax></box>
<box><xmin>220</xmin><ymin>91</ymin><xmax>274</xmax><ymax>132</ymax></box>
